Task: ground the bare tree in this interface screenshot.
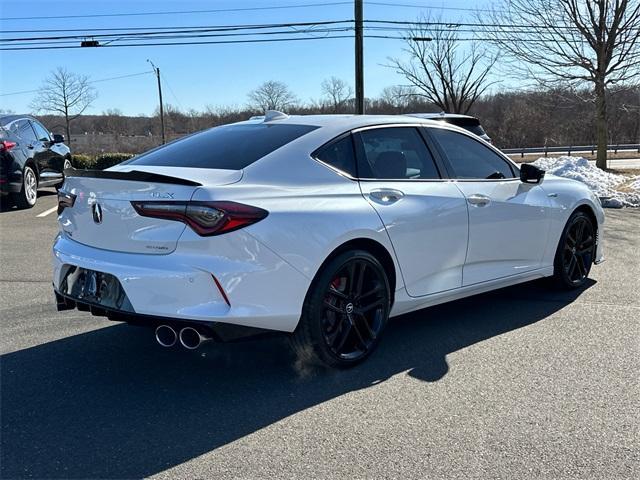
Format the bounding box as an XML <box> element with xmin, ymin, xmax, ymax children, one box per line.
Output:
<box><xmin>30</xmin><ymin>67</ymin><xmax>97</xmax><ymax>143</ymax></box>
<box><xmin>321</xmin><ymin>77</ymin><xmax>353</xmax><ymax>113</ymax></box>
<box><xmin>380</xmin><ymin>85</ymin><xmax>417</xmax><ymax>113</ymax></box>
<box><xmin>101</xmin><ymin>108</ymin><xmax>128</xmax><ymax>134</ymax></box>
<box><xmin>482</xmin><ymin>0</ymin><xmax>640</xmax><ymax>169</ymax></box>
<box><xmin>388</xmin><ymin>14</ymin><xmax>499</xmax><ymax>115</ymax></box>
<box><xmin>247</xmin><ymin>80</ymin><xmax>297</xmax><ymax>112</ymax></box>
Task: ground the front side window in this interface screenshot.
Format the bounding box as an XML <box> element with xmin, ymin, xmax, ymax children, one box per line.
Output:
<box><xmin>30</xmin><ymin>121</ymin><xmax>51</xmax><ymax>142</ymax></box>
<box><xmin>357</xmin><ymin>127</ymin><xmax>440</xmax><ymax>180</ymax></box>
<box><xmin>314</xmin><ymin>135</ymin><xmax>357</xmax><ymax>177</ymax></box>
<box><xmin>428</xmin><ymin>127</ymin><xmax>515</xmax><ymax>179</ymax></box>
<box><xmin>125</xmin><ymin>123</ymin><xmax>318</xmax><ymax>170</ymax></box>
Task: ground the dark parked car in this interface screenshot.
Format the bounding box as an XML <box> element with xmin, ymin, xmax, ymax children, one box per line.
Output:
<box><xmin>0</xmin><ymin>114</ymin><xmax>71</xmax><ymax>209</ymax></box>
<box><xmin>406</xmin><ymin>113</ymin><xmax>492</xmax><ymax>144</ymax></box>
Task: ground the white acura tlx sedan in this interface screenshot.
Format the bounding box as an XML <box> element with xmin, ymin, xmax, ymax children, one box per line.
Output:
<box><xmin>53</xmin><ymin>112</ymin><xmax>604</xmax><ymax>367</ymax></box>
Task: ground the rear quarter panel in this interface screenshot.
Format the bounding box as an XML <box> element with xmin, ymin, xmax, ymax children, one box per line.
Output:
<box><xmin>190</xmin><ymin>155</ymin><xmax>403</xmax><ymax>289</ymax></box>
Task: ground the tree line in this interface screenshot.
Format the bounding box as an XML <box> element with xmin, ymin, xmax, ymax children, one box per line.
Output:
<box><xmin>13</xmin><ymin>0</ymin><xmax>640</xmax><ymax>163</ymax></box>
<box><xmin>28</xmin><ymin>81</ymin><xmax>637</xmax><ymax>154</ymax></box>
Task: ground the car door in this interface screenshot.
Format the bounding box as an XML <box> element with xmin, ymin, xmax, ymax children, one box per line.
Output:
<box><xmin>30</xmin><ymin>120</ymin><xmax>62</xmax><ymax>184</ymax></box>
<box><xmin>426</xmin><ymin>126</ymin><xmax>552</xmax><ymax>286</ymax></box>
<box><xmin>353</xmin><ymin>125</ymin><xmax>469</xmax><ymax>297</ymax></box>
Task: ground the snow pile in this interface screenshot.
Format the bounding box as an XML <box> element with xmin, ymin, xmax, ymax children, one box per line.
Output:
<box><xmin>629</xmin><ymin>177</ymin><xmax>640</xmax><ymax>191</ymax></box>
<box><xmin>531</xmin><ymin>156</ymin><xmax>640</xmax><ymax>208</ymax></box>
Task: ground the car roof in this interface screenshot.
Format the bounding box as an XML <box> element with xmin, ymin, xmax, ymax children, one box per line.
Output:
<box><xmin>235</xmin><ymin>113</ymin><xmax>463</xmax><ymax>145</ymax></box>
<box><xmin>237</xmin><ymin>113</ymin><xmax>445</xmax><ymax>132</ymax></box>
<box><xmin>406</xmin><ymin>113</ymin><xmax>479</xmax><ymax>121</ymax></box>
<box><xmin>0</xmin><ymin>114</ymin><xmax>36</xmax><ymax>125</ymax></box>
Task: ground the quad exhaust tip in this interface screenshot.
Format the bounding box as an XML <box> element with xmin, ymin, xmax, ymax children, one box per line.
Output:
<box><xmin>179</xmin><ymin>326</ymin><xmax>212</xmax><ymax>350</ymax></box>
<box><xmin>155</xmin><ymin>325</ymin><xmax>177</xmax><ymax>348</ymax></box>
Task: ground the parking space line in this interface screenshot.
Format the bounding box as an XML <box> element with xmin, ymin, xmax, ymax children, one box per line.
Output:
<box><xmin>36</xmin><ymin>206</ymin><xmax>58</xmax><ymax>218</ymax></box>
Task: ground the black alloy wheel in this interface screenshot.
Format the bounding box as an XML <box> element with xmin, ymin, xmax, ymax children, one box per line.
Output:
<box><xmin>554</xmin><ymin>211</ymin><xmax>596</xmax><ymax>288</ymax></box>
<box><xmin>292</xmin><ymin>250</ymin><xmax>391</xmax><ymax>368</ymax></box>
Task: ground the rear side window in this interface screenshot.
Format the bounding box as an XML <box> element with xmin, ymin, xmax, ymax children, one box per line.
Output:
<box><xmin>124</xmin><ymin>123</ymin><xmax>318</xmax><ymax>170</ymax></box>
<box><xmin>16</xmin><ymin>120</ymin><xmax>37</xmax><ymax>143</ymax></box>
<box><xmin>314</xmin><ymin>135</ymin><xmax>357</xmax><ymax>177</ymax></box>
<box><xmin>428</xmin><ymin>127</ymin><xmax>514</xmax><ymax>179</ymax></box>
<box><xmin>357</xmin><ymin>127</ymin><xmax>440</xmax><ymax>180</ymax></box>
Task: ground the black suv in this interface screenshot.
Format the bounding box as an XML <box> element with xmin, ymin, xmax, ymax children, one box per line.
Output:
<box><xmin>0</xmin><ymin>115</ymin><xmax>71</xmax><ymax>209</ymax></box>
<box><xmin>406</xmin><ymin>113</ymin><xmax>492</xmax><ymax>144</ymax></box>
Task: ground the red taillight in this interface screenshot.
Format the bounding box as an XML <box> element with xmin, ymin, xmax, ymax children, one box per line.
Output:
<box><xmin>131</xmin><ymin>201</ymin><xmax>268</xmax><ymax>236</ymax></box>
<box><xmin>0</xmin><ymin>140</ymin><xmax>17</xmax><ymax>151</ymax></box>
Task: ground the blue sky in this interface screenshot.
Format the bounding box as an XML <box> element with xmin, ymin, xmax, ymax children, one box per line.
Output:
<box><xmin>0</xmin><ymin>0</ymin><xmax>484</xmax><ymax>116</ymax></box>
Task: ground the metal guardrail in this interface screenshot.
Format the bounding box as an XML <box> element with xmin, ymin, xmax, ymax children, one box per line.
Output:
<box><xmin>502</xmin><ymin>144</ymin><xmax>640</xmax><ymax>157</ymax></box>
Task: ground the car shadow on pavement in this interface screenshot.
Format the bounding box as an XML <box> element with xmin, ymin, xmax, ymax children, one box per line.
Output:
<box><xmin>1</xmin><ymin>279</ymin><xmax>593</xmax><ymax>479</ymax></box>
<box><xmin>0</xmin><ymin>190</ymin><xmax>57</xmax><ymax>213</ymax></box>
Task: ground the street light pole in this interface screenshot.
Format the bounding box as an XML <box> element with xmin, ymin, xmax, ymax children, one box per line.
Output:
<box><xmin>355</xmin><ymin>0</ymin><xmax>364</xmax><ymax>114</ymax></box>
<box><xmin>147</xmin><ymin>59</ymin><xmax>165</xmax><ymax>144</ymax></box>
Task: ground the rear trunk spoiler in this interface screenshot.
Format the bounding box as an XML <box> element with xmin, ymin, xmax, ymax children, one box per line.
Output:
<box><xmin>63</xmin><ymin>168</ymin><xmax>202</xmax><ymax>187</ymax></box>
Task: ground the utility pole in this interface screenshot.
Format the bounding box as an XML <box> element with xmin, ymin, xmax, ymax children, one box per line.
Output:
<box><xmin>355</xmin><ymin>0</ymin><xmax>364</xmax><ymax>114</ymax></box>
<box><xmin>147</xmin><ymin>59</ymin><xmax>165</xmax><ymax>144</ymax></box>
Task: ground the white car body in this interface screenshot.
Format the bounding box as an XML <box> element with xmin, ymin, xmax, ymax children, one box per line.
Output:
<box><xmin>53</xmin><ymin>115</ymin><xmax>604</xmax><ymax>336</ymax></box>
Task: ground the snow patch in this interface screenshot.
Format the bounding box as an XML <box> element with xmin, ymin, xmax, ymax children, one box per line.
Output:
<box><xmin>531</xmin><ymin>156</ymin><xmax>640</xmax><ymax>208</ymax></box>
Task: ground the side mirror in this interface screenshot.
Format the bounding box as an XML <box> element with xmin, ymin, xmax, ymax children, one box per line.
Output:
<box><xmin>520</xmin><ymin>163</ymin><xmax>545</xmax><ymax>184</ymax></box>
<box><xmin>52</xmin><ymin>134</ymin><xmax>65</xmax><ymax>144</ymax></box>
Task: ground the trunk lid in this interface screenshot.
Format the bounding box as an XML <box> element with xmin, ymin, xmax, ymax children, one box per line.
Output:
<box><xmin>59</xmin><ymin>167</ymin><xmax>242</xmax><ymax>254</ymax></box>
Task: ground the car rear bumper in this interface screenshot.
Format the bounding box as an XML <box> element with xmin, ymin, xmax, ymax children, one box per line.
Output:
<box><xmin>52</xmin><ymin>230</ymin><xmax>311</xmax><ymax>332</ymax></box>
<box><xmin>0</xmin><ymin>176</ymin><xmax>22</xmax><ymax>194</ymax></box>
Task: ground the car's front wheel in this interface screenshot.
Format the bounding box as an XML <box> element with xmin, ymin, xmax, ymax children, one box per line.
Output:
<box><xmin>552</xmin><ymin>210</ymin><xmax>596</xmax><ymax>289</ymax></box>
<box><xmin>291</xmin><ymin>249</ymin><xmax>391</xmax><ymax>368</ymax></box>
<box><xmin>13</xmin><ymin>165</ymin><xmax>38</xmax><ymax>209</ymax></box>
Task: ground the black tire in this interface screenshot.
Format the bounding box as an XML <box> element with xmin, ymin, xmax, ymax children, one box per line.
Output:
<box><xmin>552</xmin><ymin>211</ymin><xmax>596</xmax><ymax>289</ymax></box>
<box><xmin>291</xmin><ymin>249</ymin><xmax>391</xmax><ymax>368</ymax></box>
<box><xmin>12</xmin><ymin>165</ymin><xmax>38</xmax><ymax>209</ymax></box>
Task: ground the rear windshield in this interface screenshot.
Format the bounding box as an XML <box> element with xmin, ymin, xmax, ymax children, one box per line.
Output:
<box><xmin>123</xmin><ymin>123</ymin><xmax>318</xmax><ymax>170</ymax></box>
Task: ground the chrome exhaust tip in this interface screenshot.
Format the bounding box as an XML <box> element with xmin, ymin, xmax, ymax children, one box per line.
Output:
<box><xmin>155</xmin><ymin>325</ymin><xmax>177</xmax><ymax>348</ymax></box>
<box><xmin>179</xmin><ymin>326</ymin><xmax>212</xmax><ymax>350</ymax></box>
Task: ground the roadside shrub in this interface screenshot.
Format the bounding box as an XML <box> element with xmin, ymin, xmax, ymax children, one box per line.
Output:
<box><xmin>71</xmin><ymin>153</ymin><xmax>134</xmax><ymax>170</ymax></box>
<box><xmin>71</xmin><ymin>154</ymin><xmax>94</xmax><ymax>169</ymax></box>
<box><xmin>93</xmin><ymin>153</ymin><xmax>134</xmax><ymax>170</ymax></box>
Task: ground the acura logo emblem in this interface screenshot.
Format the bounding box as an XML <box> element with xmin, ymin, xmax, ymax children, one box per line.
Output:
<box><xmin>92</xmin><ymin>203</ymin><xmax>103</xmax><ymax>224</ymax></box>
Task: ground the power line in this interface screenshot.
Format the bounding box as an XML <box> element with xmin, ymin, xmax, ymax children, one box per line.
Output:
<box><xmin>0</xmin><ymin>1</ymin><xmax>353</xmax><ymax>21</ymax></box>
<box><xmin>0</xmin><ymin>71</ymin><xmax>152</xmax><ymax>96</ymax></box>
<box><xmin>1</xmin><ymin>33</ymin><xmax>565</xmax><ymax>53</ymax></box>
<box><xmin>1</xmin><ymin>28</ymin><xmax>355</xmax><ymax>47</ymax></box>
<box><xmin>0</xmin><ymin>35</ymin><xmax>355</xmax><ymax>52</ymax></box>
<box><xmin>160</xmin><ymin>72</ymin><xmax>185</xmax><ymax>112</ymax></box>
<box><xmin>367</xmin><ymin>1</ymin><xmax>503</xmax><ymax>14</ymax></box>
<box><xmin>0</xmin><ymin>21</ymin><xmax>352</xmax><ymax>42</ymax></box>
<box><xmin>3</xmin><ymin>19</ymin><xmax>611</xmax><ymax>45</ymax></box>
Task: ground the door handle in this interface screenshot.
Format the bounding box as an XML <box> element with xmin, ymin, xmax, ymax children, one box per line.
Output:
<box><xmin>27</xmin><ymin>144</ymin><xmax>35</xmax><ymax>149</ymax></box>
<box><xmin>467</xmin><ymin>194</ymin><xmax>491</xmax><ymax>207</ymax></box>
<box><xmin>369</xmin><ymin>189</ymin><xmax>404</xmax><ymax>204</ymax></box>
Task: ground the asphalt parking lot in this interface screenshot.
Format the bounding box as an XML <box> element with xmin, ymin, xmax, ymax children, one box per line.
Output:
<box><xmin>1</xmin><ymin>191</ymin><xmax>638</xmax><ymax>479</ymax></box>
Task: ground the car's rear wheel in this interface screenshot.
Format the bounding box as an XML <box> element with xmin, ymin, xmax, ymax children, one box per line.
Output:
<box><xmin>291</xmin><ymin>250</ymin><xmax>391</xmax><ymax>368</ymax></box>
<box><xmin>13</xmin><ymin>165</ymin><xmax>38</xmax><ymax>209</ymax></box>
<box><xmin>552</xmin><ymin>211</ymin><xmax>596</xmax><ymax>289</ymax></box>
